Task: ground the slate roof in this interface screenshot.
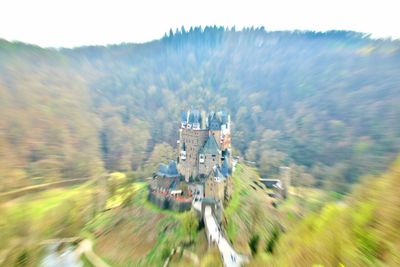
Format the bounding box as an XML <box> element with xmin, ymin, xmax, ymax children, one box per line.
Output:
<box><xmin>220</xmin><ymin>159</ymin><xmax>229</xmax><ymax>177</ymax></box>
<box><xmin>181</xmin><ymin>110</ymin><xmax>228</xmax><ymax>130</ymax></box>
<box><xmin>181</xmin><ymin>111</ymin><xmax>188</xmax><ymax>122</ymax></box>
<box><xmin>211</xmin><ymin>165</ymin><xmax>226</xmax><ymax>182</ymax></box>
<box><xmin>208</xmin><ymin>112</ymin><xmax>221</xmax><ymax>130</ymax></box>
<box><xmin>199</xmin><ymin>135</ymin><xmax>220</xmax><ymax>155</ymax></box>
<box><xmin>207</xmin><ymin>111</ymin><xmax>229</xmax><ymax>130</ymax></box>
<box><xmin>192</xmin><ymin>110</ymin><xmax>201</xmax><ymax>124</ymax></box>
<box><xmin>188</xmin><ymin>112</ymin><xmax>195</xmax><ymax>124</ymax></box>
<box><xmin>157</xmin><ymin>160</ymin><xmax>179</xmax><ymax>177</ymax></box>
<box><xmin>186</xmin><ymin>110</ymin><xmax>201</xmax><ymax>124</ymax></box>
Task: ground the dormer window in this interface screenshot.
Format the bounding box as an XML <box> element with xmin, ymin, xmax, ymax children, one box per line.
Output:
<box><xmin>199</xmin><ymin>154</ymin><xmax>205</xmax><ymax>163</ymax></box>
<box><xmin>180</xmin><ymin>150</ymin><xmax>186</xmax><ymax>160</ymax></box>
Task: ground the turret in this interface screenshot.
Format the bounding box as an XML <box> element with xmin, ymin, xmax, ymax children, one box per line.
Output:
<box><xmin>192</xmin><ymin>110</ymin><xmax>201</xmax><ymax>130</ymax></box>
<box><xmin>187</xmin><ymin>111</ymin><xmax>194</xmax><ymax>129</ymax></box>
<box><xmin>180</xmin><ymin>111</ymin><xmax>188</xmax><ymax>128</ymax></box>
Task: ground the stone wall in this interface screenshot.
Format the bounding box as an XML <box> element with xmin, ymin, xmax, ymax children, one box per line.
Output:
<box><xmin>148</xmin><ymin>190</ymin><xmax>192</xmax><ymax>212</ymax></box>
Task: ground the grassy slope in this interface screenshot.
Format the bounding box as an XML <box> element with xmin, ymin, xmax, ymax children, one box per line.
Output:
<box><xmin>0</xmin><ymin>181</ymin><xmax>96</xmax><ymax>266</ymax></box>
<box><xmin>0</xmin><ymin>174</ymin><xmax>205</xmax><ymax>267</ymax></box>
<box><xmin>87</xmin><ymin>181</ymin><xmax>198</xmax><ymax>267</ymax></box>
<box><xmin>224</xmin><ymin>163</ymin><xmax>334</xmax><ymax>259</ymax></box>
<box><xmin>0</xmin><ymin>164</ymin><xmax>338</xmax><ymax>267</ymax></box>
<box><xmin>249</xmin><ymin>158</ymin><xmax>400</xmax><ymax>267</ymax></box>
<box><xmin>223</xmin><ymin>164</ymin><xmax>277</xmax><ymax>254</ymax></box>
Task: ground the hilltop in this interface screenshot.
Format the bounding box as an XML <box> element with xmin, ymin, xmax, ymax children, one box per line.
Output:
<box><xmin>1</xmin><ymin>27</ymin><xmax>400</xmax><ymax>193</ymax></box>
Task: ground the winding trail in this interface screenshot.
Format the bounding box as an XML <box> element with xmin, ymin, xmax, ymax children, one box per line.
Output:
<box><xmin>193</xmin><ymin>199</ymin><xmax>247</xmax><ymax>267</ymax></box>
<box><xmin>203</xmin><ymin>206</ymin><xmax>246</xmax><ymax>267</ymax></box>
<box><xmin>0</xmin><ymin>178</ymin><xmax>89</xmax><ymax>199</ymax></box>
<box><xmin>191</xmin><ymin>159</ymin><xmax>246</xmax><ymax>266</ymax></box>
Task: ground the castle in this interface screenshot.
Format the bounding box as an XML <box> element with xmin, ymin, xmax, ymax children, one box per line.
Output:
<box><xmin>177</xmin><ymin>110</ymin><xmax>232</xmax><ymax>180</ymax></box>
<box><xmin>177</xmin><ymin>110</ymin><xmax>233</xmax><ymax>202</ymax></box>
<box><xmin>149</xmin><ymin>110</ymin><xmax>233</xmax><ymax>209</ymax></box>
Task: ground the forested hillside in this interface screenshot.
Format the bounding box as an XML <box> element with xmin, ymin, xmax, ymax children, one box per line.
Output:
<box><xmin>0</xmin><ymin>41</ymin><xmax>103</xmax><ymax>191</ymax></box>
<box><xmin>1</xmin><ymin>27</ymin><xmax>400</xmax><ymax>192</ymax></box>
<box><xmin>249</xmin><ymin>156</ymin><xmax>400</xmax><ymax>266</ymax></box>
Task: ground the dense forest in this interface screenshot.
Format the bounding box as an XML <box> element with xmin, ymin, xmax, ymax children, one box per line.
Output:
<box><xmin>253</xmin><ymin>156</ymin><xmax>400</xmax><ymax>266</ymax></box>
<box><xmin>1</xmin><ymin>27</ymin><xmax>400</xmax><ymax>193</ymax></box>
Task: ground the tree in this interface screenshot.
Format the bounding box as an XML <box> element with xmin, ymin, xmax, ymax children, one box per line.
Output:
<box><xmin>1</xmin><ymin>29</ymin><xmax>400</xmax><ymax>194</ymax></box>
<box><xmin>249</xmin><ymin>233</ymin><xmax>260</xmax><ymax>256</ymax></box>
<box><xmin>143</xmin><ymin>143</ymin><xmax>176</xmax><ymax>177</ymax></box>
<box><xmin>265</xmin><ymin>224</ymin><xmax>280</xmax><ymax>254</ymax></box>
<box><xmin>182</xmin><ymin>211</ymin><xmax>199</xmax><ymax>243</ymax></box>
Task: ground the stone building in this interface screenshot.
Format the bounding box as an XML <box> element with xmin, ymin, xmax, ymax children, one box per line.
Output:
<box><xmin>149</xmin><ymin>160</ymin><xmax>192</xmax><ymax>212</ymax></box>
<box><xmin>204</xmin><ymin>166</ymin><xmax>226</xmax><ymax>201</ymax></box>
<box><xmin>151</xmin><ymin>110</ymin><xmax>233</xmax><ymax>208</ymax></box>
<box><xmin>198</xmin><ymin>135</ymin><xmax>221</xmax><ymax>177</ymax></box>
<box><xmin>177</xmin><ymin>110</ymin><xmax>233</xmax><ymax>204</ymax></box>
<box><xmin>204</xmin><ymin>164</ymin><xmax>233</xmax><ymax>204</ymax></box>
<box><xmin>259</xmin><ymin>166</ymin><xmax>291</xmax><ymax>199</ymax></box>
<box><xmin>177</xmin><ymin>110</ymin><xmax>231</xmax><ymax>182</ymax></box>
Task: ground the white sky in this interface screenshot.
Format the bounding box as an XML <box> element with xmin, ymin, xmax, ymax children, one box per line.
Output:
<box><xmin>0</xmin><ymin>0</ymin><xmax>399</xmax><ymax>48</ymax></box>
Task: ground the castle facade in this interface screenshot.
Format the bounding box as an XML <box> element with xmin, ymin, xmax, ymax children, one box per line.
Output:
<box><xmin>151</xmin><ymin>110</ymin><xmax>233</xmax><ymax>208</ymax></box>
<box><xmin>177</xmin><ymin>110</ymin><xmax>232</xmax><ymax>182</ymax></box>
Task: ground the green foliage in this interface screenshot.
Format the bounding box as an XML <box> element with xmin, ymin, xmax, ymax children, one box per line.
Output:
<box><xmin>106</xmin><ymin>172</ymin><xmax>127</xmax><ymax>197</ymax></box>
<box><xmin>0</xmin><ymin>182</ymin><xmax>96</xmax><ymax>266</ymax></box>
<box><xmin>181</xmin><ymin>211</ymin><xmax>199</xmax><ymax>243</ymax></box>
<box><xmin>1</xmin><ymin>29</ymin><xmax>400</xmax><ymax>192</ymax></box>
<box><xmin>109</xmin><ymin>172</ymin><xmax>126</xmax><ymax>181</ymax></box>
<box><xmin>200</xmin><ymin>247</ymin><xmax>223</xmax><ymax>267</ymax></box>
<box><xmin>16</xmin><ymin>249</ymin><xmax>29</xmax><ymax>267</ymax></box>
<box><xmin>249</xmin><ymin>233</ymin><xmax>260</xmax><ymax>256</ymax></box>
<box><xmin>142</xmin><ymin>143</ymin><xmax>175</xmax><ymax>177</ymax></box>
<box><xmin>265</xmin><ymin>224</ymin><xmax>280</xmax><ymax>254</ymax></box>
<box><xmin>160</xmin><ymin>244</ymin><xmax>171</xmax><ymax>261</ymax></box>
<box><xmin>224</xmin><ymin>164</ymin><xmax>278</xmax><ymax>254</ymax></box>
<box><xmin>259</xmin><ymin>157</ymin><xmax>400</xmax><ymax>266</ymax></box>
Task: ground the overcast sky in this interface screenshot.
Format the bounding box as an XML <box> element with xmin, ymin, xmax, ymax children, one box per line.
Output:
<box><xmin>0</xmin><ymin>0</ymin><xmax>399</xmax><ymax>48</ymax></box>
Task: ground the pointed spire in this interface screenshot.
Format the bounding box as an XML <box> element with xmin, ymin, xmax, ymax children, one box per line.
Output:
<box><xmin>199</xmin><ymin>135</ymin><xmax>220</xmax><ymax>154</ymax></box>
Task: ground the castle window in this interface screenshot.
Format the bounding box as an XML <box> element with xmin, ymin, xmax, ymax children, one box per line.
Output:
<box><xmin>199</xmin><ymin>154</ymin><xmax>205</xmax><ymax>163</ymax></box>
<box><xmin>180</xmin><ymin>150</ymin><xmax>186</xmax><ymax>160</ymax></box>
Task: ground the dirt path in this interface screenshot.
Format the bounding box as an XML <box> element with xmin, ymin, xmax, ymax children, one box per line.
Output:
<box><xmin>76</xmin><ymin>239</ymin><xmax>110</xmax><ymax>267</ymax></box>
<box><xmin>203</xmin><ymin>206</ymin><xmax>248</xmax><ymax>267</ymax></box>
<box><xmin>0</xmin><ymin>178</ymin><xmax>89</xmax><ymax>200</ymax></box>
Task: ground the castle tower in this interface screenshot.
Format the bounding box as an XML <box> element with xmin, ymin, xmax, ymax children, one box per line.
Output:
<box><xmin>178</xmin><ymin>110</ymin><xmax>209</xmax><ymax>181</ymax></box>
<box><xmin>177</xmin><ymin>110</ymin><xmax>232</xmax><ymax>182</ymax></box>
